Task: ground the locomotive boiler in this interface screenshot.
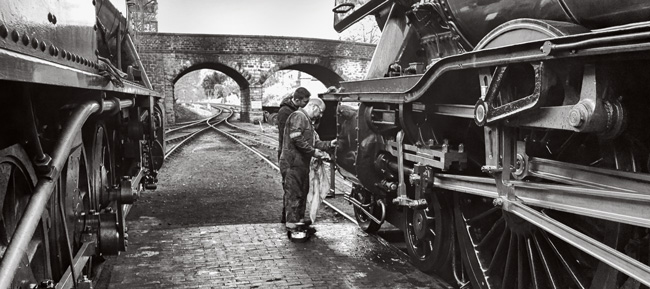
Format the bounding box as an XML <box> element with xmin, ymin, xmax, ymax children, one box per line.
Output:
<box><xmin>0</xmin><ymin>0</ymin><xmax>163</xmax><ymax>288</ymax></box>
<box><xmin>321</xmin><ymin>0</ymin><xmax>650</xmax><ymax>288</ymax></box>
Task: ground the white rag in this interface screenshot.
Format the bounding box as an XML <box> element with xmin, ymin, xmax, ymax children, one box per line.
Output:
<box><xmin>307</xmin><ymin>158</ymin><xmax>332</xmax><ymax>223</ymax></box>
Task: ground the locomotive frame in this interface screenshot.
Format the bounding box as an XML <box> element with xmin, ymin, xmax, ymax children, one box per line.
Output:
<box><xmin>322</xmin><ymin>1</ymin><xmax>650</xmax><ymax>288</ymax></box>
<box><xmin>0</xmin><ymin>0</ymin><xmax>163</xmax><ymax>288</ymax></box>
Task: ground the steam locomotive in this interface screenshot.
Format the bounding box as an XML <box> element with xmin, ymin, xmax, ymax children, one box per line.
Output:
<box><xmin>0</xmin><ymin>0</ymin><xmax>163</xmax><ymax>288</ymax></box>
<box><xmin>321</xmin><ymin>0</ymin><xmax>650</xmax><ymax>288</ymax></box>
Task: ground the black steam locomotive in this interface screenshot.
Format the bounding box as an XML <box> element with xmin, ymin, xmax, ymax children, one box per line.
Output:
<box><xmin>321</xmin><ymin>0</ymin><xmax>650</xmax><ymax>288</ymax></box>
<box><xmin>0</xmin><ymin>0</ymin><xmax>163</xmax><ymax>287</ymax></box>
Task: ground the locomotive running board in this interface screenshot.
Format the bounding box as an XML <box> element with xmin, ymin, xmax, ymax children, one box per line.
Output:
<box><xmin>433</xmin><ymin>173</ymin><xmax>650</xmax><ymax>287</ymax></box>
<box><xmin>322</xmin><ymin>22</ymin><xmax>650</xmax><ymax>104</ymax></box>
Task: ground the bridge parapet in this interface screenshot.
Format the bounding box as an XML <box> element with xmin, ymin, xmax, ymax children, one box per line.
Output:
<box><xmin>138</xmin><ymin>32</ymin><xmax>375</xmax><ymax>124</ymax></box>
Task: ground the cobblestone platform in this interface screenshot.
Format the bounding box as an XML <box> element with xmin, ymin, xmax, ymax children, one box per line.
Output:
<box><xmin>102</xmin><ymin>221</ymin><xmax>451</xmax><ymax>288</ymax></box>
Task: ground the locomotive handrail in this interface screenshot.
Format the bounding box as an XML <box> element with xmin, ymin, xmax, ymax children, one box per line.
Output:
<box><xmin>0</xmin><ymin>99</ymin><xmax>134</xmax><ymax>288</ymax></box>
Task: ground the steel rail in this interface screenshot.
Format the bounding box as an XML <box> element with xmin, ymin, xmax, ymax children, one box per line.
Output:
<box><xmin>0</xmin><ymin>99</ymin><xmax>133</xmax><ymax>288</ymax></box>
<box><xmin>165</xmin><ymin>112</ymin><xmax>219</xmax><ymax>135</ymax></box>
<box><xmin>210</xmin><ymin>115</ymin><xmax>358</xmax><ymax>224</ymax></box>
<box><xmin>211</xmin><ymin>117</ymin><xmax>427</xmax><ymax>275</ymax></box>
<box><xmin>212</xmin><ymin>115</ymin><xmax>352</xmax><ymax>192</ymax></box>
<box><xmin>208</xmin><ymin>115</ymin><xmax>277</xmax><ymax>170</ymax></box>
<box><xmin>209</xmin><ymin>104</ymin><xmax>278</xmax><ymax>141</ymax></box>
<box><xmin>164</xmin><ymin>111</ymin><xmax>228</xmax><ymax>159</ymax></box>
<box><xmin>211</xmin><ymin>123</ymin><xmax>355</xmax><ymax>223</ymax></box>
<box><xmin>224</xmin><ymin>119</ymin><xmax>278</xmax><ymax>142</ymax></box>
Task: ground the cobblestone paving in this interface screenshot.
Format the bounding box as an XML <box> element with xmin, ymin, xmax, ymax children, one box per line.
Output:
<box><xmin>105</xmin><ymin>222</ymin><xmax>450</xmax><ymax>289</ymax></box>
<box><xmin>98</xmin><ymin>129</ymin><xmax>452</xmax><ymax>289</ymax></box>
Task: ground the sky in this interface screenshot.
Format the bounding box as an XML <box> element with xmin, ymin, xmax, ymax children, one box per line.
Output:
<box><xmin>156</xmin><ymin>0</ymin><xmax>341</xmax><ymax>40</ymax></box>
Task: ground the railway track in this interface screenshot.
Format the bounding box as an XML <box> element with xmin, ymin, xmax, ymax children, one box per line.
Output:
<box><xmin>163</xmin><ymin>108</ymin><xmax>233</xmax><ymax>159</ymax></box>
<box><xmin>208</xmin><ymin>105</ymin><xmax>411</xmax><ymax>261</ymax></box>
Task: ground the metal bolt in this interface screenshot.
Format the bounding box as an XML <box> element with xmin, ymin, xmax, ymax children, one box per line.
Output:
<box><xmin>11</xmin><ymin>30</ymin><xmax>19</xmax><ymax>42</ymax></box>
<box><xmin>475</xmin><ymin>103</ymin><xmax>486</xmax><ymax>123</ymax></box>
<box><xmin>0</xmin><ymin>24</ymin><xmax>7</xmax><ymax>38</ymax></box>
<box><xmin>568</xmin><ymin>105</ymin><xmax>588</xmax><ymax>128</ymax></box>
<box><xmin>21</xmin><ymin>33</ymin><xmax>29</xmax><ymax>46</ymax></box>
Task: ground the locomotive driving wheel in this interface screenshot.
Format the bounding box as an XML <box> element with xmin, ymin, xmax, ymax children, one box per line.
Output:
<box><xmin>87</xmin><ymin>122</ymin><xmax>115</xmax><ymax>209</ymax></box>
<box><xmin>49</xmin><ymin>139</ymin><xmax>93</xmax><ymax>280</ymax></box>
<box><xmin>351</xmin><ymin>186</ymin><xmax>383</xmax><ymax>233</ymax></box>
<box><xmin>0</xmin><ymin>144</ymin><xmax>52</xmax><ymax>287</ymax></box>
<box><xmin>455</xmin><ymin>134</ymin><xmax>648</xmax><ymax>289</ymax></box>
<box><xmin>403</xmin><ymin>190</ymin><xmax>453</xmax><ymax>275</ymax></box>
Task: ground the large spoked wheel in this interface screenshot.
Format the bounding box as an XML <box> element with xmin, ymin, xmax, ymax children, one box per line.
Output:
<box><xmin>455</xmin><ymin>130</ymin><xmax>648</xmax><ymax>289</ymax></box>
<box><xmin>403</xmin><ymin>190</ymin><xmax>453</xmax><ymax>275</ymax></box>
<box><xmin>87</xmin><ymin>123</ymin><xmax>115</xmax><ymax>209</ymax></box>
<box><xmin>0</xmin><ymin>144</ymin><xmax>52</xmax><ymax>287</ymax></box>
<box><xmin>49</xmin><ymin>140</ymin><xmax>92</xmax><ymax>279</ymax></box>
<box><xmin>351</xmin><ymin>186</ymin><xmax>382</xmax><ymax>233</ymax></box>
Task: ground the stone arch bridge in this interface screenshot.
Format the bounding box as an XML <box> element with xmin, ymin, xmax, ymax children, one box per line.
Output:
<box><xmin>138</xmin><ymin>32</ymin><xmax>375</xmax><ymax>123</ymax></box>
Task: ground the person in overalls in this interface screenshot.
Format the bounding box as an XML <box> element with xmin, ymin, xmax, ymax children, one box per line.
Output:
<box><xmin>279</xmin><ymin>98</ymin><xmax>336</xmax><ymax>241</ymax></box>
<box><xmin>277</xmin><ymin>87</ymin><xmax>310</xmax><ymax>223</ymax></box>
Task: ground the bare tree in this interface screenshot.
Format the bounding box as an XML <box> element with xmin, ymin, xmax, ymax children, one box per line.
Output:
<box><xmin>338</xmin><ymin>15</ymin><xmax>380</xmax><ymax>44</ymax></box>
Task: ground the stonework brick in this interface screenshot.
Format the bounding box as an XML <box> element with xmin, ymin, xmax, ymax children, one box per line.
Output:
<box><xmin>138</xmin><ymin>33</ymin><xmax>374</xmax><ymax>124</ymax></box>
<box><xmin>105</xmin><ymin>223</ymin><xmax>450</xmax><ymax>288</ymax></box>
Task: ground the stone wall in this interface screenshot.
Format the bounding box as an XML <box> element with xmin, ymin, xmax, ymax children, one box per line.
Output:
<box><xmin>138</xmin><ymin>33</ymin><xmax>375</xmax><ymax>123</ymax></box>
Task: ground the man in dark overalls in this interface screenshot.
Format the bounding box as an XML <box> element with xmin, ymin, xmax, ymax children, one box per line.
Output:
<box><xmin>277</xmin><ymin>87</ymin><xmax>310</xmax><ymax>223</ymax></box>
<box><xmin>279</xmin><ymin>98</ymin><xmax>336</xmax><ymax>241</ymax></box>
<box><xmin>277</xmin><ymin>87</ymin><xmax>310</xmax><ymax>161</ymax></box>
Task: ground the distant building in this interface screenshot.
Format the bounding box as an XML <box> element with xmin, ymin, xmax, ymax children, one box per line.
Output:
<box><xmin>127</xmin><ymin>0</ymin><xmax>159</xmax><ymax>33</ymax></box>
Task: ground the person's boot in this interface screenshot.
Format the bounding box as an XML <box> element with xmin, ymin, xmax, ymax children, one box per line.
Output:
<box><xmin>286</xmin><ymin>223</ymin><xmax>309</xmax><ymax>242</ymax></box>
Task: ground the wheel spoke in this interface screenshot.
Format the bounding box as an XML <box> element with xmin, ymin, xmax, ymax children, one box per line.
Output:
<box><xmin>541</xmin><ymin>231</ymin><xmax>588</xmax><ymax>289</ymax></box>
<box><xmin>477</xmin><ymin>217</ymin><xmax>505</xmax><ymax>249</ymax></box>
<box><xmin>467</xmin><ymin>206</ymin><xmax>500</xmax><ymax>226</ymax></box>
<box><xmin>488</xmin><ymin>229</ymin><xmax>510</xmax><ymax>274</ymax></box>
<box><xmin>501</xmin><ymin>234</ymin><xmax>518</xmax><ymax>288</ymax></box>
<box><xmin>526</xmin><ymin>238</ymin><xmax>541</xmax><ymax>289</ymax></box>
<box><xmin>0</xmin><ymin>164</ymin><xmax>10</xmax><ymax>213</ymax></box>
<box><xmin>517</xmin><ymin>236</ymin><xmax>529</xmax><ymax>289</ymax></box>
<box><xmin>0</xmin><ymin>145</ymin><xmax>51</xmax><ymax>285</ymax></box>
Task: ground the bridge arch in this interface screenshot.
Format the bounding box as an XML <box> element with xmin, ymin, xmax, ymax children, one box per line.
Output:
<box><xmin>173</xmin><ymin>62</ymin><xmax>250</xmax><ymax>89</ymax></box>
<box><xmin>138</xmin><ymin>32</ymin><xmax>375</xmax><ymax>123</ymax></box>
<box><xmin>261</xmin><ymin>63</ymin><xmax>344</xmax><ymax>89</ymax></box>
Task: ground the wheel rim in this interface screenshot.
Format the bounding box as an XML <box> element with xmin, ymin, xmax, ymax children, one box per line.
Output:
<box><xmin>456</xmin><ymin>134</ymin><xmax>648</xmax><ymax>289</ymax></box>
<box><xmin>0</xmin><ymin>144</ymin><xmax>51</xmax><ymax>286</ymax></box>
<box><xmin>404</xmin><ymin>191</ymin><xmax>453</xmax><ymax>274</ymax></box>
<box><xmin>89</xmin><ymin>124</ymin><xmax>113</xmax><ymax>209</ymax></box>
<box><xmin>50</xmin><ymin>143</ymin><xmax>92</xmax><ymax>279</ymax></box>
<box><xmin>352</xmin><ymin>187</ymin><xmax>381</xmax><ymax>233</ymax></box>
